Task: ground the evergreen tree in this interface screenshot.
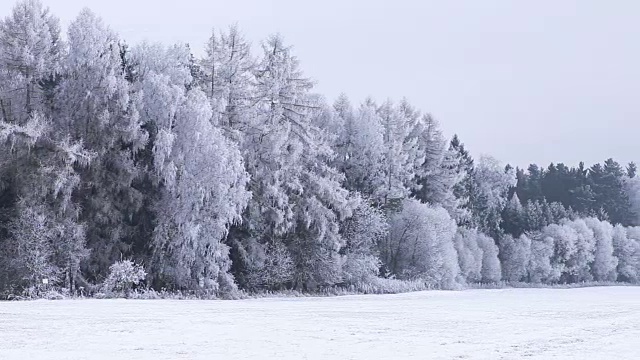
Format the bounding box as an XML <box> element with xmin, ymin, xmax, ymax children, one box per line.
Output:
<box><xmin>233</xmin><ymin>35</ymin><xmax>354</xmax><ymax>291</ymax></box>
<box><xmin>448</xmin><ymin>135</ymin><xmax>474</xmax><ymax>225</ymax></box>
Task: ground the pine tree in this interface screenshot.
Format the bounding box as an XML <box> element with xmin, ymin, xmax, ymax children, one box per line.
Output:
<box><xmin>233</xmin><ymin>35</ymin><xmax>354</xmax><ymax>290</ymax></box>
<box><xmin>414</xmin><ymin>117</ymin><xmax>465</xmax><ymax>220</ymax></box>
<box><xmin>376</xmin><ymin>100</ymin><xmax>423</xmax><ymax>209</ymax></box>
<box><xmin>469</xmin><ymin>156</ymin><xmax>516</xmax><ymax>240</ymax></box>
<box><xmin>338</xmin><ymin>99</ymin><xmax>386</xmax><ymax>199</ymax></box>
<box><xmin>501</xmin><ymin>193</ymin><xmax>526</xmax><ymax>237</ymax></box>
<box><xmin>448</xmin><ymin>134</ymin><xmax>474</xmax><ymax>225</ymax></box>
<box><xmin>199</xmin><ymin>25</ymin><xmax>255</xmax><ymax>138</ymax></box>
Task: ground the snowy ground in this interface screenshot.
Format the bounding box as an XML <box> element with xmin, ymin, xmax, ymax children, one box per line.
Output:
<box><xmin>0</xmin><ymin>287</ymin><xmax>638</xmax><ymax>359</ymax></box>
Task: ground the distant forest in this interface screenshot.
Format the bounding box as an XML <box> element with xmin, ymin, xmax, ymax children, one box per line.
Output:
<box><xmin>1</xmin><ymin>0</ymin><xmax>638</xmax><ymax>299</ymax></box>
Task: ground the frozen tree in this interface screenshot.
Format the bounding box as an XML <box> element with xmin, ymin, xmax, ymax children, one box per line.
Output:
<box><xmin>470</xmin><ymin>156</ymin><xmax>516</xmax><ymax>239</ymax></box>
<box><xmin>615</xmin><ymin>226</ymin><xmax>640</xmax><ymax>282</ymax></box>
<box><xmin>152</xmin><ymin>90</ymin><xmax>249</xmax><ymax>291</ymax></box>
<box><xmin>0</xmin><ymin>0</ymin><xmax>60</xmax><ymax>149</ymax></box>
<box><xmin>5</xmin><ymin>203</ymin><xmax>60</xmax><ymax>290</ymax></box>
<box><xmin>0</xmin><ymin>1</ymin><xmax>93</xmax><ymax>294</ymax></box>
<box><xmin>376</xmin><ymin>100</ymin><xmax>423</xmax><ymax>208</ymax></box>
<box><xmin>476</xmin><ymin>232</ymin><xmax>501</xmax><ymax>283</ymax></box>
<box><xmin>449</xmin><ymin>135</ymin><xmax>475</xmax><ymax>225</ymax></box>
<box><xmin>414</xmin><ymin>114</ymin><xmax>464</xmax><ymax>219</ymax></box>
<box><xmin>339</xmin><ymin>100</ymin><xmax>386</xmax><ymax>199</ymax></box>
<box><xmin>501</xmin><ymin>194</ymin><xmax>526</xmax><ymax>237</ymax></box>
<box><xmin>584</xmin><ymin>218</ymin><xmax>617</xmax><ymax>281</ymax></box>
<box><xmin>383</xmin><ymin>199</ymin><xmax>459</xmax><ymax>289</ymax></box>
<box><xmin>54</xmin><ymin>9</ymin><xmax>148</xmax><ymax>281</ymax></box>
<box><xmin>330</xmin><ymin>93</ymin><xmax>353</xmax><ymax>147</ymax></box>
<box><xmin>0</xmin><ymin>0</ymin><xmax>63</xmax><ymax>123</ymax></box>
<box><xmin>499</xmin><ymin>234</ymin><xmax>532</xmax><ymax>282</ymax></box>
<box><xmin>341</xmin><ymin>197</ymin><xmax>387</xmax><ymax>284</ymax></box>
<box><xmin>231</xmin><ymin>35</ymin><xmax>354</xmax><ymax>291</ymax></box>
<box><xmin>199</xmin><ymin>25</ymin><xmax>255</xmax><ymax>137</ymax></box>
<box><xmin>453</xmin><ymin>227</ymin><xmax>500</xmax><ymax>283</ymax></box>
<box><xmin>624</xmin><ymin>175</ymin><xmax>640</xmax><ymax>226</ymax></box>
<box><xmin>564</xmin><ymin>219</ymin><xmax>596</xmax><ymax>282</ymax></box>
<box><xmin>535</xmin><ymin>220</ymin><xmax>595</xmax><ymax>283</ymax></box>
<box><xmin>130</xmin><ymin>42</ymin><xmax>250</xmax><ymax>292</ymax></box>
<box><xmin>543</xmin><ymin>223</ymin><xmax>577</xmax><ymax>282</ymax></box>
<box><xmin>453</xmin><ymin>228</ymin><xmax>483</xmax><ymax>283</ymax></box>
<box><xmin>527</xmin><ymin>233</ymin><xmax>556</xmax><ymax>283</ymax></box>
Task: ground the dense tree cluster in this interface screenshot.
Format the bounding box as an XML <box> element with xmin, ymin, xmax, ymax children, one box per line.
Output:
<box><xmin>1</xmin><ymin>1</ymin><xmax>639</xmax><ymax>298</ymax></box>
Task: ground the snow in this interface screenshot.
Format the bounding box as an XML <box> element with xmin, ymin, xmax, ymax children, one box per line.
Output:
<box><xmin>1</xmin><ymin>287</ymin><xmax>639</xmax><ymax>359</ymax></box>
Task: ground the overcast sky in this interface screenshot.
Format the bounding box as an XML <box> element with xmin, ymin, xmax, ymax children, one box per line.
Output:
<box><xmin>2</xmin><ymin>0</ymin><xmax>639</xmax><ymax>168</ymax></box>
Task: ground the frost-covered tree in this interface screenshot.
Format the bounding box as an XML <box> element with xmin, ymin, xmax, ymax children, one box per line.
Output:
<box><xmin>383</xmin><ymin>199</ymin><xmax>459</xmax><ymax>288</ymax></box>
<box><xmin>543</xmin><ymin>223</ymin><xmax>576</xmax><ymax>282</ymax></box>
<box><xmin>584</xmin><ymin>218</ymin><xmax>617</xmax><ymax>282</ymax></box>
<box><xmin>340</xmin><ymin>197</ymin><xmax>387</xmax><ymax>284</ymax></box>
<box><xmin>130</xmin><ymin>42</ymin><xmax>250</xmax><ymax>292</ymax></box>
<box><xmin>338</xmin><ymin>99</ymin><xmax>386</xmax><ymax>199</ymax></box>
<box><xmin>376</xmin><ymin>100</ymin><xmax>423</xmax><ymax>208</ymax></box>
<box><xmin>448</xmin><ymin>135</ymin><xmax>475</xmax><ymax>225</ymax></box>
<box><xmin>564</xmin><ymin>219</ymin><xmax>596</xmax><ymax>282</ymax></box>
<box><xmin>476</xmin><ymin>232</ymin><xmax>501</xmax><ymax>283</ymax></box>
<box><xmin>5</xmin><ymin>203</ymin><xmax>60</xmax><ymax>290</ymax></box>
<box><xmin>615</xmin><ymin>226</ymin><xmax>640</xmax><ymax>283</ymax></box>
<box><xmin>199</xmin><ymin>25</ymin><xmax>255</xmax><ymax>137</ymax></box>
<box><xmin>0</xmin><ymin>0</ymin><xmax>63</xmax><ymax>123</ymax></box>
<box><xmin>499</xmin><ymin>234</ymin><xmax>531</xmax><ymax>282</ymax></box>
<box><xmin>453</xmin><ymin>228</ymin><xmax>483</xmax><ymax>283</ymax></box>
<box><xmin>501</xmin><ymin>194</ymin><xmax>526</xmax><ymax>237</ymax></box>
<box><xmin>0</xmin><ymin>0</ymin><xmax>93</xmax><ymax>294</ymax></box>
<box><xmin>54</xmin><ymin>9</ymin><xmax>148</xmax><ymax>281</ymax></box>
<box><xmin>527</xmin><ymin>233</ymin><xmax>556</xmax><ymax>283</ymax></box>
<box><xmin>414</xmin><ymin>115</ymin><xmax>464</xmax><ymax>219</ymax></box>
<box><xmin>230</xmin><ymin>35</ymin><xmax>354</xmax><ymax>291</ymax></box>
<box><xmin>453</xmin><ymin>227</ymin><xmax>500</xmax><ymax>283</ymax></box>
<box><xmin>536</xmin><ymin>220</ymin><xmax>595</xmax><ymax>283</ymax></box>
<box><xmin>470</xmin><ymin>156</ymin><xmax>516</xmax><ymax>239</ymax></box>
<box><xmin>624</xmin><ymin>175</ymin><xmax>640</xmax><ymax>226</ymax></box>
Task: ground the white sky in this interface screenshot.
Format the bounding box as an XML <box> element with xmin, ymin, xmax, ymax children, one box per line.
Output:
<box><xmin>2</xmin><ymin>0</ymin><xmax>639</xmax><ymax>168</ymax></box>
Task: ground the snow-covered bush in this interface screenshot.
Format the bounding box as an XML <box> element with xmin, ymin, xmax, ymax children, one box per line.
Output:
<box><xmin>102</xmin><ymin>260</ymin><xmax>147</xmax><ymax>294</ymax></box>
<box><xmin>342</xmin><ymin>254</ymin><xmax>381</xmax><ymax>284</ymax></box>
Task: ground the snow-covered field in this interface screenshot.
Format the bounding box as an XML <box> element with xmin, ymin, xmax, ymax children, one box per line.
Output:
<box><xmin>0</xmin><ymin>287</ymin><xmax>638</xmax><ymax>359</ymax></box>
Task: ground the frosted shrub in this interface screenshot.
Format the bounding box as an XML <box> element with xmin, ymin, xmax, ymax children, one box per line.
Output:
<box><xmin>102</xmin><ymin>260</ymin><xmax>146</xmax><ymax>294</ymax></box>
<box><xmin>342</xmin><ymin>254</ymin><xmax>381</xmax><ymax>284</ymax></box>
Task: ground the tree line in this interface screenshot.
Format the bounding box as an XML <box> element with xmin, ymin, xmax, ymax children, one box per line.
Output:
<box><xmin>0</xmin><ymin>0</ymin><xmax>639</xmax><ymax>298</ymax></box>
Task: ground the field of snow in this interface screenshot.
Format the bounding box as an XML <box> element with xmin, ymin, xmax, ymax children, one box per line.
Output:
<box><xmin>0</xmin><ymin>287</ymin><xmax>638</xmax><ymax>359</ymax></box>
